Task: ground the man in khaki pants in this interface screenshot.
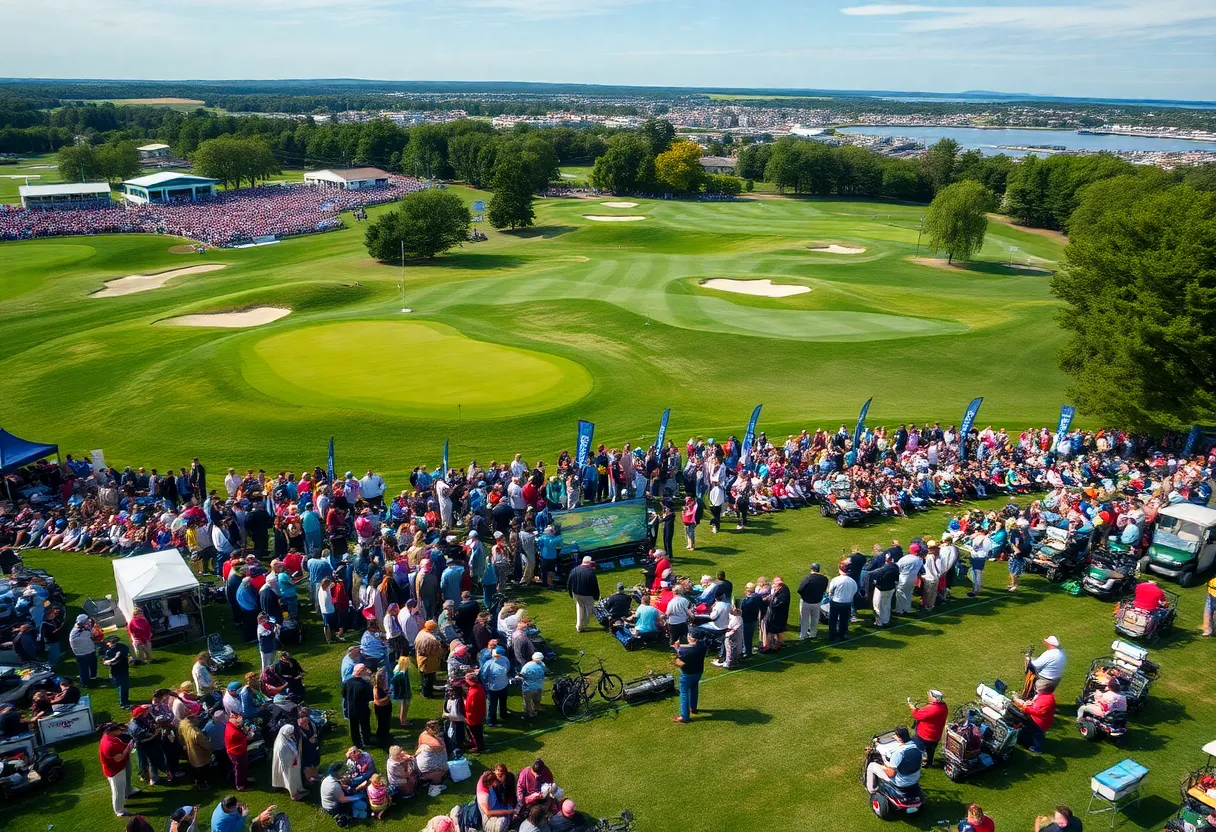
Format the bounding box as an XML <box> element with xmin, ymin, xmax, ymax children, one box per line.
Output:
<box><xmin>566</xmin><ymin>556</ymin><xmax>601</xmax><ymax>633</ymax></box>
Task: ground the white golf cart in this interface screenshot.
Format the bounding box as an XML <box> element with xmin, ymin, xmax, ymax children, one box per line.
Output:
<box><xmin>1144</xmin><ymin>504</ymin><xmax>1216</xmax><ymax>588</ymax></box>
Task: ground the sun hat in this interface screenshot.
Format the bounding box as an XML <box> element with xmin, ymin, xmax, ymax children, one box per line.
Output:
<box><xmin>531</xmin><ymin>652</ymin><xmax>545</xmax><ymax>662</ymax></box>
<box><xmin>227</xmin><ymin>681</ymin><xmax>241</xmax><ymax>691</ymax></box>
<box><xmin>1044</xmin><ymin>635</ymin><xmax>1060</xmax><ymax>647</ymax></box>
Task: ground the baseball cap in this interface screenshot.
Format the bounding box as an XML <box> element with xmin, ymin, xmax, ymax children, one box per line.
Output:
<box><xmin>1044</xmin><ymin>635</ymin><xmax>1060</xmax><ymax>647</ymax></box>
<box><xmin>531</xmin><ymin>652</ymin><xmax>545</xmax><ymax>662</ymax></box>
<box><xmin>582</xmin><ymin>556</ymin><xmax>593</xmax><ymax>566</ymax></box>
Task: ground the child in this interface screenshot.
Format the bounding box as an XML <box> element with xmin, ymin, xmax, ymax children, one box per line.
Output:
<box><xmin>366</xmin><ymin>773</ymin><xmax>390</xmax><ymax>820</ymax></box>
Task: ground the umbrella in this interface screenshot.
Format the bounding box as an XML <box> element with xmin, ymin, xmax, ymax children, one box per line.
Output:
<box><xmin>180</xmin><ymin>506</ymin><xmax>207</xmax><ymax>523</ymax></box>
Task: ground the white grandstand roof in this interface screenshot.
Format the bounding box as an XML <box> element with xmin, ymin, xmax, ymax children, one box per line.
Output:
<box><xmin>123</xmin><ymin>171</ymin><xmax>218</xmax><ymax>187</ymax></box>
<box><xmin>19</xmin><ymin>182</ymin><xmax>111</xmax><ymax>197</ymax></box>
<box><xmin>137</xmin><ymin>143</ymin><xmax>171</xmax><ymax>152</ymax></box>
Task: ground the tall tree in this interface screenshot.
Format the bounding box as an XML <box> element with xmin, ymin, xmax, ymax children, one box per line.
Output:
<box><xmin>1052</xmin><ymin>184</ymin><xmax>1216</xmax><ymax>430</ymax></box>
<box><xmin>56</xmin><ymin>143</ymin><xmax>98</xmax><ymax>182</ymax></box>
<box><xmin>487</xmin><ymin>156</ymin><xmax>535</xmax><ymax>230</ymax></box>
<box><xmin>639</xmin><ymin>118</ymin><xmax>676</xmax><ymax>156</ymax></box>
<box><xmin>590</xmin><ymin>133</ymin><xmax>653</xmax><ymax>194</ymax></box>
<box><xmin>96</xmin><ymin>140</ymin><xmax>141</xmax><ymax>183</ymax></box>
<box><xmin>191</xmin><ymin>135</ymin><xmax>245</xmax><ymax>189</ymax></box>
<box><xmin>448</xmin><ymin>132</ymin><xmax>498</xmax><ymax>188</ymax></box>
<box><xmin>654</xmin><ymin>140</ymin><xmax>705</xmax><ymax>192</ymax></box>
<box><xmin>364</xmin><ymin>189</ymin><xmax>470</xmax><ymax>261</ymax></box>
<box><xmin>922</xmin><ymin>180</ymin><xmax>991</xmax><ymax>263</ymax></box>
<box><xmin>921</xmin><ymin>138</ymin><xmax>960</xmax><ymax>194</ymax></box>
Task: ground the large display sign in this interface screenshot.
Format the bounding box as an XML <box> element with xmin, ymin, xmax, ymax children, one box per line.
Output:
<box><xmin>552</xmin><ymin>499</ymin><xmax>649</xmax><ymax>556</ymax></box>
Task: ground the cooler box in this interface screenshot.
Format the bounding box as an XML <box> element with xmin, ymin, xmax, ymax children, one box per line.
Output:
<box><xmin>1092</xmin><ymin>759</ymin><xmax>1149</xmax><ymax>800</ymax></box>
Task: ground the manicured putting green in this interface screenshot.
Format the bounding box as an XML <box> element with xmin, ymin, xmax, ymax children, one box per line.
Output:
<box><xmin>243</xmin><ymin>320</ymin><xmax>592</xmax><ymax>418</ymax></box>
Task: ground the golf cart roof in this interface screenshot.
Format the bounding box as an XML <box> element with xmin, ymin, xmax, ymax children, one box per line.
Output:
<box><xmin>1159</xmin><ymin>504</ymin><xmax>1216</xmax><ymax>526</ymax></box>
<box><xmin>1204</xmin><ymin>739</ymin><xmax>1216</xmax><ymax>757</ymax></box>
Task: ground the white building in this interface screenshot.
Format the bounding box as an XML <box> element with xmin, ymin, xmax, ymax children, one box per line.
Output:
<box><xmin>119</xmin><ymin>172</ymin><xmax>218</xmax><ymax>204</ymax></box>
<box><xmin>19</xmin><ymin>182</ymin><xmax>111</xmax><ymax>209</ymax></box>
<box><xmin>303</xmin><ymin>167</ymin><xmax>391</xmax><ymax>190</ymax></box>
<box><xmin>137</xmin><ymin>143</ymin><xmax>172</xmax><ymax>161</ymax></box>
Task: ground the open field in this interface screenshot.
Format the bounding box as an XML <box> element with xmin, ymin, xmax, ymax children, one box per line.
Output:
<box><xmin>0</xmin><ymin>152</ymin><xmax>64</xmax><ymax>203</ymax></box>
<box><xmin>0</xmin><ymin>191</ymin><xmax>1074</xmax><ymax>476</ymax></box>
<box><xmin>9</xmin><ymin>502</ymin><xmax>1215</xmax><ymax>832</ymax></box>
<box><xmin>71</xmin><ymin>97</ymin><xmax>212</xmax><ymax>112</ymax></box>
<box><xmin>558</xmin><ymin>164</ymin><xmax>595</xmax><ymax>183</ymax></box>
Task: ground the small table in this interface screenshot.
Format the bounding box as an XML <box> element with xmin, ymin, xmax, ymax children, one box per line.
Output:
<box><xmin>1089</xmin><ymin>759</ymin><xmax>1149</xmax><ymax>828</ymax></box>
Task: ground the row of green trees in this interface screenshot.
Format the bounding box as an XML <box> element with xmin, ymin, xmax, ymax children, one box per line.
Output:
<box><xmin>55</xmin><ymin>141</ymin><xmax>141</xmax><ymax>184</ymax></box>
<box><xmin>587</xmin><ymin>120</ymin><xmax>747</xmax><ymax>195</ymax></box>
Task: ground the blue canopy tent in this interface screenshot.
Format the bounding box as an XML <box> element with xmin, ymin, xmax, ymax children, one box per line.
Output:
<box><xmin>0</xmin><ymin>428</ymin><xmax>58</xmax><ymax>502</ymax></box>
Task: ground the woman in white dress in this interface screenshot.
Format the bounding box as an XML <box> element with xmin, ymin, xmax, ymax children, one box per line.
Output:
<box><xmin>270</xmin><ymin>723</ymin><xmax>307</xmax><ymax>800</ymax></box>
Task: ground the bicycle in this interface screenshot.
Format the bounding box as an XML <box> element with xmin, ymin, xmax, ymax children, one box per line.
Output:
<box><xmin>557</xmin><ymin>650</ymin><xmax>625</xmax><ymax>720</ymax></box>
<box><xmin>591</xmin><ymin>810</ymin><xmax>635</xmax><ymax>832</ymax></box>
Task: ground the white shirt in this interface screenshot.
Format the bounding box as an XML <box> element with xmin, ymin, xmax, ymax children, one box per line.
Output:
<box><xmin>224</xmin><ymin>473</ymin><xmax>242</xmax><ymax>498</ymax></box>
<box><xmin>360</xmin><ymin>474</ymin><xmax>385</xmax><ymax>500</ymax></box>
<box><xmin>317</xmin><ymin>586</ymin><xmax>335</xmax><ymax>615</ymax></box>
<box><xmin>192</xmin><ymin>660</ymin><xmax>214</xmax><ymax>695</ymax></box>
<box><xmin>1032</xmin><ymin>647</ymin><xmax>1067</xmax><ymax>681</ymax></box>
<box><xmin>507</xmin><ymin>481</ymin><xmax>525</xmax><ymax>510</ymax></box>
<box><xmin>826</xmin><ymin>575</ymin><xmax>859</xmax><ymax>603</ymax></box>
<box><xmin>707</xmin><ymin>600</ymin><xmax>730</xmax><ymax>629</ymax></box>
<box><xmin>897</xmin><ymin>554</ymin><xmax>924</xmax><ymax>582</ymax></box>
<box><xmin>940</xmin><ymin>544</ymin><xmax>959</xmax><ymax>572</ymax></box>
<box><xmin>69</xmin><ymin>624</ymin><xmax>95</xmax><ymax>657</ymax></box>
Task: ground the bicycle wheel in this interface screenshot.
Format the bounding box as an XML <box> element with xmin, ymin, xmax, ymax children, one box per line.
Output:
<box><xmin>598</xmin><ymin>672</ymin><xmax>626</xmax><ymax>702</ymax></box>
<box><xmin>561</xmin><ymin>688</ymin><xmax>592</xmax><ymax>721</ymax></box>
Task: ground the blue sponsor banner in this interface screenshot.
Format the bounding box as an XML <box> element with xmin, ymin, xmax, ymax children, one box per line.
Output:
<box><xmin>442</xmin><ymin>439</ymin><xmax>449</xmax><ymax>478</ymax></box>
<box><xmin>1054</xmin><ymin>405</ymin><xmax>1076</xmax><ymax>450</ymax></box>
<box><xmin>740</xmin><ymin>404</ymin><xmax>763</xmax><ymax>471</ymax></box>
<box><xmin>853</xmin><ymin>397</ymin><xmax>873</xmax><ymax>450</ymax></box>
<box><xmin>327</xmin><ymin>437</ymin><xmax>335</xmax><ymax>484</ymax></box>
<box><xmin>576</xmin><ymin>420</ymin><xmax>595</xmax><ymax>469</ymax></box>
<box><xmin>1183</xmin><ymin>425</ymin><xmax>1202</xmax><ymax>458</ymax></box>
<box><xmin>655</xmin><ymin>408</ymin><xmax>671</xmax><ymax>453</ymax></box>
<box><xmin>958</xmin><ymin>397</ymin><xmax>983</xmax><ymax>461</ymax></box>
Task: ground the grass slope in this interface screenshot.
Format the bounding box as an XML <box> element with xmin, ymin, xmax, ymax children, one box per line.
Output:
<box><xmin>0</xmin><ymin>192</ymin><xmax>1073</xmax><ymax>477</ymax></box>
<box><xmin>9</xmin><ymin>501</ymin><xmax>1215</xmax><ymax>832</ymax></box>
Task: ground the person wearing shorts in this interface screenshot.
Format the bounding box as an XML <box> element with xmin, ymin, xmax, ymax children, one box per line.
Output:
<box><xmin>317</xmin><ymin>577</ymin><xmax>339</xmax><ymax>643</ymax></box>
<box><xmin>1202</xmin><ymin>577</ymin><xmax>1216</xmax><ymax>637</ymax></box>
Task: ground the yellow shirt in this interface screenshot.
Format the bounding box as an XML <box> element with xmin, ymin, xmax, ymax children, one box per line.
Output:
<box><xmin>1207</xmin><ymin>577</ymin><xmax>1216</xmax><ymax>598</ymax></box>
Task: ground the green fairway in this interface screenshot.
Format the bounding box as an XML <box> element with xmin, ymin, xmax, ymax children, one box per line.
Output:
<box><xmin>8</xmin><ymin>501</ymin><xmax>1214</xmax><ymax>832</ymax></box>
<box><xmin>0</xmin><ymin>152</ymin><xmax>65</xmax><ymax>204</ymax></box>
<box><xmin>0</xmin><ymin>190</ymin><xmax>1077</xmax><ymax>477</ymax></box>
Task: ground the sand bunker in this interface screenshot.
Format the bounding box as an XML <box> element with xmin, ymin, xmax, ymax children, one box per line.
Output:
<box><xmin>810</xmin><ymin>244</ymin><xmax>866</xmax><ymax>254</ymax></box>
<box><xmin>163</xmin><ymin>307</ymin><xmax>291</xmax><ymax>328</ymax></box>
<box><xmin>583</xmin><ymin>215</ymin><xmax>645</xmax><ymax>222</ymax></box>
<box><xmin>600</xmin><ymin>201</ymin><xmax>639</xmax><ymax>208</ymax></box>
<box><xmin>702</xmin><ymin>278</ymin><xmax>811</xmax><ymax>298</ymax></box>
<box><xmin>92</xmin><ymin>264</ymin><xmax>227</xmax><ymax>297</ymax></box>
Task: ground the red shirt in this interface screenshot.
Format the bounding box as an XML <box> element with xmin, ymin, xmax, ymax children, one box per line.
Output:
<box><xmin>1134</xmin><ymin>581</ymin><xmax>1166</xmax><ymax>611</ymax></box>
<box><xmin>464</xmin><ymin>683</ymin><xmax>487</xmax><ymax>726</ymax></box>
<box><xmin>225</xmin><ymin>721</ymin><xmax>249</xmax><ymax>757</ymax></box>
<box><xmin>127</xmin><ymin>616</ymin><xmax>153</xmax><ymax>644</ymax></box>
<box><xmin>1021</xmin><ymin>692</ymin><xmax>1056</xmax><ymax>731</ymax></box>
<box><xmin>99</xmin><ymin>733</ymin><xmax>129</xmax><ymax>778</ymax></box>
<box><xmin>222</xmin><ymin>559</ymin><xmax>235</xmax><ymax>581</ymax></box>
<box><xmin>911</xmin><ymin>700</ymin><xmax>949</xmax><ymax>742</ymax></box>
<box><xmin>283</xmin><ymin>553</ymin><xmax>304</xmax><ymax>575</ymax></box>
<box><xmin>971</xmin><ymin>815</ymin><xmax>995</xmax><ymax>832</ymax></box>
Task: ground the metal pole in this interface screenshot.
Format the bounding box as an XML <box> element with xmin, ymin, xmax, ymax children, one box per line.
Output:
<box><xmin>400</xmin><ymin>240</ymin><xmax>407</xmax><ymax>312</ymax></box>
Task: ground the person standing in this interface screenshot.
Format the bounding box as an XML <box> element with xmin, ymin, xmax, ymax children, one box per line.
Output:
<box><xmin>270</xmin><ymin>723</ymin><xmax>306</xmax><ymax>801</ymax></box>
<box><xmin>536</xmin><ymin>526</ymin><xmax>562</xmax><ymax>589</ymax></box>
<box><xmin>908</xmin><ymin>690</ymin><xmax>949</xmax><ymax>765</ymax></box>
<box><xmin>921</xmin><ymin>542</ymin><xmax>942</xmax><ymax>611</ymax></box>
<box><xmin>481</xmin><ymin>646</ymin><xmax>511</xmax><ymax>726</ymax></box>
<box><xmin>414</xmin><ymin>622</ymin><xmax>443</xmax><ymax>698</ymax></box>
<box><xmin>256</xmin><ymin>614</ymin><xmax>279</xmax><ymax>672</ymax></box>
<box><xmin>372</xmin><ymin>666</ymin><xmax>393</xmax><ymax>747</ymax></box>
<box><xmin>895</xmin><ymin>543</ymin><xmax>924</xmax><ymax>616</ymax></box>
<box><xmin>126</xmin><ymin>608</ymin><xmax>154</xmax><ymax>665</ymax></box>
<box><xmin>1028</xmin><ymin>636</ymin><xmax>1067</xmax><ymax>693</ymax></box>
<box><xmin>70</xmin><ymin>614</ymin><xmax>98</xmax><ymax>687</ymax></box>
<box><xmin>464</xmin><ymin>671</ymin><xmax>487</xmax><ymax>752</ymax></box>
<box><xmin>681</xmin><ymin>497</ymin><xmax>698</xmax><ymax>551</ymax></box>
<box><xmin>102</xmin><ymin>634</ymin><xmax>132</xmax><ymax>709</ymax></box>
<box><xmin>1007</xmin><ymin>521</ymin><xmax>1030</xmax><ymax>592</ymax></box>
<box><xmin>939</xmin><ymin>533</ymin><xmax>960</xmax><ymax>603</ymax></box>
<box><xmin>761</xmin><ymin>577</ymin><xmax>791</xmax><ymax>652</ymax></box>
<box><xmin>870</xmin><ymin>554</ymin><xmax>899</xmax><ymax>628</ymax></box>
<box><xmin>797</xmin><ymin>563</ymin><xmax>829</xmax><ymax>641</ymax></box>
<box><xmin>665</xmin><ymin>585</ymin><xmax>692</xmax><ymax>646</ymax></box>
<box><xmin>520</xmin><ymin>652</ymin><xmax>546</xmax><ymax>720</ymax></box>
<box><xmin>672</xmin><ymin>631</ymin><xmax>706</xmax><ymax>724</ymax></box>
<box><xmin>566</xmin><ymin>556</ymin><xmax>600</xmax><ymax>634</ymax></box>
<box><xmin>739</xmin><ymin>582</ymin><xmax>764</xmax><ymax>659</ymax></box>
<box><xmin>224</xmin><ymin>713</ymin><xmax>250</xmax><ymax>791</ymax></box>
<box><xmin>967</xmin><ymin>530</ymin><xmax>993</xmax><ymax>597</ymax></box>
<box><xmin>826</xmin><ymin>561</ymin><xmax>859</xmax><ymax>643</ymax></box>
<box><xmin>99</xmin><ymin>722</ymin><xmax>139</xmax><ymax>817</ymax></box>
<box><xmin>342</xmin><ymin>663</ymin><xmax>374</xmax><ymax>748</ymax></box>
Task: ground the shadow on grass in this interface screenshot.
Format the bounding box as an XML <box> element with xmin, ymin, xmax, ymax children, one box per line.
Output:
<box><xmin>510</xmin><ymin>225</ymin><xmax>578</xmax><ymax>239</ymax></box>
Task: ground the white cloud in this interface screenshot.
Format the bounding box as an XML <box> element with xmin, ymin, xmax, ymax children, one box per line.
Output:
<box><xmin>839</xmin><ymin>0</ymin><xmax>1216</xmax><ymax>37</ymax></box>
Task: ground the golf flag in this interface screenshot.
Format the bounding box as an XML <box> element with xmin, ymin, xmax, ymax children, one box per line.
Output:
<box><xmin>327</xmin><ymin>437</ymin><xmax>335</xmax><ymax>484</ymax></box>
<box><xmin>655</xmin><ymin>408</ymin><xmax>671</xmax><ymax>453</ymax></box>
<box><xmin>853</xmin><ymin>397</ymin><xmax>873</xmax><ymax>450</ymax></box>
<box><xmin>442</xmin><ymin>439</ymin><xmax>449</xmax><ymax>478</ymax></box>
<box><xmin>1183</xmin><ymin>425</ymin><xmax>1202</xmax><ymax>458</ymax></box>
<box><xmin>1054</xmin><ymin>405</ymin><xmax>1076</xmax><ymax>451</ymax></box>
<box><xmin>958</xmin><ymin>397</ymin><xmax>984</xmax><ymax>461</ymax></box>
<box><xmin>740</xmin><ymin>404</ymin><xmax>763</xmax><ymax>471</ymax></box>
<box><xmin>576</xmin><ymin>420</ymin><xmax>595</xmax><ymax>469</ymax></box>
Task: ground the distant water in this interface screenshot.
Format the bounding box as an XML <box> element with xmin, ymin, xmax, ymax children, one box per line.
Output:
<box><xmin>878</xmin><ymin>96</ymin><xmax>1216</xmax><ymax>110</ymax></box>
<box><xmin>837</xmin><ymin>125</ymin><xmax>1214</xmax><ymax>156</ymax></box>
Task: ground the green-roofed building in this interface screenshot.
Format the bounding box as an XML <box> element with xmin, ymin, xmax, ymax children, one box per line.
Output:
<box><xmin>119</xmin><ymin>171</ymin><xmax>219</xmax><ymax>204</ymax></box>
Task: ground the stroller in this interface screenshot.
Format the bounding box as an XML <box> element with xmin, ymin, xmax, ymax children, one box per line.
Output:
<box><xmin>939</xmin><ymin>692</ymin><xmax>1020</xmax><ymax>782</ymax></box>
<box><xmin>207</xmin><ymin>631</ymin><xmax>238</xmax><ymax>671</ymax></box>
<box><xmin>1114</xmin><ymin>587</ymin><xmax>1179</xmax><ymax>643</ymax></box>
<box><xmin>1083</xmin><ymin>546</ymin><xmax>1140</xmax><ymax>600</ymax></box>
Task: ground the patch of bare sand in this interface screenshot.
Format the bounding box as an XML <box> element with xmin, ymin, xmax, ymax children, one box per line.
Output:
<box><xmin>161</xmin><ymin>307</ymin><xmax>291</xmax><ymax>328</ymax></box>
<box><xmin>91</xmin><ymin>264</ymin><xmax>228</xmax><ymax>297</ymax></box>
<box><xmin>702</xmin><ymin>278</ymin><xmax>811</xmax><ymax>298</ymax></box>
<box><xmin>600</xmin><ymin>201</ymin><xmax>639</xmax><ymax>208</ymax></box>
<box><xmin>810</xmin><ymin>244</ymin><xmax>866</xmax><ymax>254</ymax></box>
<box><xmin>583</xmin><ymin>215</ymin><xmax>646</xmax><ymax>222</ymax></box>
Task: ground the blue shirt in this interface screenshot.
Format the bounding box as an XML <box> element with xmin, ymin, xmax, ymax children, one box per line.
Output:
<box><xmin>211</xmin><ymin>804</ymin><xmax>246</xmax><ymax>832</ymax></box>
<box><xmin>340</xmin><ymin>654</ymin><xmax>357</xmax><ymax>682</ymax></box>
<box><xmin>480</xmin><ymin>656</ymin><xmax>511</xmax><ymax>692</ymax></box>
<box><xmin>520</xmin><ymin>660</ymin><xmax>546</xmax><ymax>692</ymax></box>
<box><xmin>236</xmin><ymin>582</ymin><xmax>258</xmax><ymax>612</ymax></box>
<box><xmin>360</xmin><ymin>630</ymin><xmax>387</xmax><ymax>659</ymax></box>
<box><xmin>277</xmin><ymin>572</ymin><xmax>297</xmax><ymax>599</ymax></box>
<box><xmin>440</xmin><ymin>565</ymin><xmax>464</xmax><ymax>603</ymax></box>
<box><xmin>537</xmin><ymin>533</ymin><xmax>562</xmax><ymax>562</ymax></box>
<box><xmin>634</xmin><ymin>605</ymin><xmax>660</xmax><ymax>634</ymax></box>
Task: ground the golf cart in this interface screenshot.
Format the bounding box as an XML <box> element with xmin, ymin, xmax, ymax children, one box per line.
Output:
<box><xmin>0</xmin><ymin>732</ymin><xmax>65</xmax><ymax>799</ymax></box>
<box><xmin>821</xmin><ymin>478</ymin><xmax>871</xmax><ymax>527</ymax></box>
<box><xmin>1028</xmin><ymin>526</ymin><xmax>1092</xmax><ymax>583</ymax></box>
<box><xmin>0</xmin><ymin>662</ymin><xmax>57</xmax><ymax>706</ymax></box>
<box><xmin>1114</xmin><ymin>586</ymin><xmax>1180</xmax><ymax>643</ymax></box>
<box><xmin>1078</xmin><ymin>641</ymin><xmax>1160</xmax><ymax>715</ymax></box>
<box><xmin>860</xmin><ymin>730</ymin><xmax>925</xmax><ymax>819</ymax></box>
<box><xmin>1144</xmin><ymin>504</ymin><xmax>1216</xmax><ymax>589</ymax></box>
<box><xmin>939</xmin><ymin>689</ymin><xmax>1021</xmax><ymax>782</ymax></box>
<box><xmin>1083</xmin><ymin>545</ymin><xmax>1141</xmax><ymax>600</ymax></box>
<box><xmin>1165</xmin><ymin>741</ymin><xmax>1216</xmax><ymax>832</ymax></box>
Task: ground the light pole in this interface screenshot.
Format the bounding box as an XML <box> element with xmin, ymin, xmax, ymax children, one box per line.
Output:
<box><xmin>400</xmin><ymin>240</ymin><xmax>408</xmax><ymax>312</ymax></box>
<box><xmin>915</xmin><ymin>217</ymin><xmax>925</xmax><ymax>258</ymax></box>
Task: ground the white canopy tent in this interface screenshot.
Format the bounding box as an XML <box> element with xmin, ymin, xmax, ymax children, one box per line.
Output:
<box><xmin>112</xmin><ymin>549</ymin><xmax>205</xmax><ymax>642</ymax></box>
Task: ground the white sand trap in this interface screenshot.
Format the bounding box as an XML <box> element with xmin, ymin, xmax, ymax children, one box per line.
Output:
<box><xmin>702</xmin><ymin>278</ymin><xmax>811</xmax><ymax>298</ymax></box>
<box><xmin>600</xmin><ymin>201</ymin><xmax>639</xmax><ymax>208</ymax></box>
<box><xmin>583</xmin><ymin>215</ymin><xmax>646</xmax><ymax>222</ymax></box>
<box><xmin>164</xmin><ymin>307</ymin><xmax>291</xmax><ymax>328</ymax></box>
<box><xmin>92</xmin><ymin>264</ymin><xmax>228</xmax><ymax>297</ymax></box>
<box><xmin>810</xmin><ymin>244</ymin><xmax>866</xmax><ymax>254</ymax></box>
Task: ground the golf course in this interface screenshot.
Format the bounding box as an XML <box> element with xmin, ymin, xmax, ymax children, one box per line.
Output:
<box><xmin>4</xmin><ymin>189</ymin><xmax>1213</xmax><ymax>832</ymax></box>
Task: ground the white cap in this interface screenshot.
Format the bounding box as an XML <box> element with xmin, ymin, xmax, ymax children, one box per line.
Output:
<box><xmin>929</xmin><ymin>689</ymin><xmax>944</xmax><ymax>700</ymax></box>
<box><xmin>531</xmin><ymin>651</ymin><xmax>545</xmax><ymax>662</ymax></box>
<box><xmin>1044</xmin><ymin>635</ymin><xmax>1060</xmax><ymax>647</ymax></box>
<box><xmin>582</xmin><ymin>556</ymin><xmax>593</xmax><ymax>565</ymax></box>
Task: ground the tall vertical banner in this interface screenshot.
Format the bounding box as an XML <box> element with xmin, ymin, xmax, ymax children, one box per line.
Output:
<box><xmin>1183</xmin><ymin>425</ymin><xmax>1202</xmax><ymax>458</ymax></box>
<box><xmin>958</xmin><ymin>397</ymin><xmax>984</xmax><ymax>461</ymax></box>
<box><xmin>327</xmin><ymin>437</ymin><xmax>335</xmax><ymax>484</ymax></box>
<box><xmin>576</xmin><ymin>420</ymin><xmax>595</xmax><ymax>469</ymax></box>
<box><xmin>740</xmin><ymin>404</ymin><xmax>763</xmax><ymax>471</ymax></box>
<box><xmin>655</xmin><ymin>408</ymin><xmax>671</xmax><ymax>453</ymax></box>
<box><xmin>442</xmin><ymin>439</ymin><xmax>449</xmax><ymax>478</ymax></box>
<box><xmin>853</xmin><ymin>397</ymin><xmax>873</xmax><ymax>450</ymax></box>
<box><xmin>1054</xmin><ymin>405</ymin><xmax>1076</xmax><ymax>451</ymax></box>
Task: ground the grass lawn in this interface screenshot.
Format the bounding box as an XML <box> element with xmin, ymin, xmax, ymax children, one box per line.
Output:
<box><xmin>0</xmin><ymin>152</ymin><xmax>65</xmax><ymax>203</ymax></box>
<box><xmin>0</xmin><ymin>192</ymin><xmax>1076</xmax><ymax>478</ymax></box>
<box><xmin>9</xmin><ymin>500</ymin><xmax>1215</xmax><ymax>832</ymax></box>
<box><xmin>558</xmin><ymin>165</ymin><xmax>594</xmax><ymax>184</ymax></box>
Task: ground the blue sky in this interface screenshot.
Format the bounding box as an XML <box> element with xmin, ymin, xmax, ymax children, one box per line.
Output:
<box><xmin>3</xmin><ymin>0</ymin><xmax>1214</xmax><ymax>100</ymax></box>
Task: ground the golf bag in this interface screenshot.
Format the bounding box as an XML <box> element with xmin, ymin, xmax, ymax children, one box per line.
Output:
<box><xmin>613</xmin><ymin>627</ymin><xmax>644</xmax><ymax>651</ymax></box>
<box><xmin>622</xmin><ymin>673</ymin><xmax>674</xmax><ymax>703</ymax></box>
<box><xmin>278</xmin><ymin>616</ymin><xmax>302</xmax><ymax>647</ymax></box>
